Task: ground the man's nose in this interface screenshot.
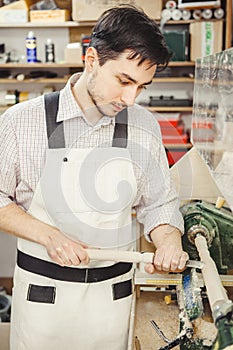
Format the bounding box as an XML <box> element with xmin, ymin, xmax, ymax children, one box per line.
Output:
<box><xmin>120</xmin><ymin>86</ymin><xmax>138</xmax><ymax>107</ymax></box>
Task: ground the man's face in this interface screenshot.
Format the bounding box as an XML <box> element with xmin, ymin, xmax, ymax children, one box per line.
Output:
<box><xmin>86</xmin><ymin>50</ymin><xmax>156</xmax><ymax>117</ymax></box>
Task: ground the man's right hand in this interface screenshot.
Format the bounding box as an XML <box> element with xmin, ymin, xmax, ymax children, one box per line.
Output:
<box><xmin>44</xmin><ymin>228</ymin><xmax>90</xmax><ymax>267</ymax></box>
<box><xmin>0</xmin><ymin>203</ymin><xmax>89</xmax><ymax>267</ymax></box>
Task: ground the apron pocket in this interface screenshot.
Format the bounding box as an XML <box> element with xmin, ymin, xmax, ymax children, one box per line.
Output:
<box><xmin>112</xmin><ymin>279</ymin><xmax>132</xmax><ymax>301</ymax></box>
<box><xmin>27</xmin><ymin>284</ymin><xmax>56</xmax><ymax>304</ymax></box>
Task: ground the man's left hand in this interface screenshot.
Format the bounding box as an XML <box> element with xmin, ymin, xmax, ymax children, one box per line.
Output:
<box><xmin>145</xmin><ymin>224</ymin><xmax>189</xmax><ymax>274</ymax></box>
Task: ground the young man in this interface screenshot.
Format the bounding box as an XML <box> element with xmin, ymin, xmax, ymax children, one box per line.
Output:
<box><xmin>0</xmin><ymin>5</ymin><xmax>188</xmax><ymax>349</ymax></box>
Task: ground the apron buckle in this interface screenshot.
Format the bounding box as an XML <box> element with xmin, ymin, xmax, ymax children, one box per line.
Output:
<box><xmin>84</xmin><ymin>268</ymin><xmax>88</xmax><ymax>283</ymax></box>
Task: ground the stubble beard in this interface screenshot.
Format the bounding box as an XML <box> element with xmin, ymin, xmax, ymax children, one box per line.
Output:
<box><xmin>87</xmin><ymin>88</ymin><xmax>108</xmax><ymax>117</ymax></box>
<box><xmin>87</xmin><ymin>73</ymin><xmax>116</xmax><ymax>118</ymax></box>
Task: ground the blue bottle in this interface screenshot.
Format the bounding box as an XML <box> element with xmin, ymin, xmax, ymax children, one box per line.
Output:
<box><xmin>26</xmin><ymin>31</ymin><xmax>37</xmax><ymax>63</ymax></box>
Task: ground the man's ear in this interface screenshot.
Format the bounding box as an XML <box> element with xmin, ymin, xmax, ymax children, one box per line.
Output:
<box><xmin>85</xmin><ymin>47</ymin><xmax>99</xmax><ymax>71</ymax></box>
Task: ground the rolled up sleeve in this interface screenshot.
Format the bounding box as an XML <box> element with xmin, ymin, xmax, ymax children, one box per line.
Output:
<box><xmin>0</xmin><ymin>113</ymin><xmax>19</xmax><ymax>208</ymax></box>
<box><xmin>135</xmin><ymin>135</ymin><xmax>184</xmax><ymax>240</ymax></box>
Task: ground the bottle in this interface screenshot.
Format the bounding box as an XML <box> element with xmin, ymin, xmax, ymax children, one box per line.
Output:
<box><xmin>165</xmin><ymin>0</ymin><xmax>176</xmax><ymax>9</ymax></box>
<box><xmin>81</xmin><ymin>34</ymin><xmax>91</xmax><ymax>63</ymax></box>
<box><xmin>45</xmin><ymin>38</ymin><xmax>55</xmax><ymax>63</ymax></box>
<box><xmin>161</xmin><ymin>8</ymin><xmax>172</xmax><ymax>21</ymax></box>
<box><xmin>26</xmin><ymin>31</ymin><xmax>37</xmax><ymax>63</ymax></box>
<box><xmin>0</xmin><ymin>43</ymin><xmax>6</xmax><ymax>63</ymax></box>
<box><xmin>171</xmin><ymin>9</ymin><xmax>182</xmax><ymax>21</ymax></box>
<box><xmin>192</xmin><ymin>9</ymin><xmax>202</xmax><ymax>20</ymax></box>
<box><xmin>182</xmin><ymin>9</ymin><xmax>191</xmax><ymax>20</ymax></box>
<box><xmin>202</xmin><ymin>9</ymin><xmax>213</xmax><ymax>20</ymax></box>
<box><xmin>214</xmin><ymin>8</ymin><xmax>224</xmax><ymax>19</ymax></box>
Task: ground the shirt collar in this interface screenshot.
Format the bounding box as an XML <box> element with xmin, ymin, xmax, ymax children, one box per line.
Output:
<box><xmin>56</xmin><ymin>73</ymin><xmax>115</xmax><ymax>127</ymax></box>
<box><xmin>56</xmin><ymin>73</ymin><xmax>83</xmax><ymax>122</ymax></box>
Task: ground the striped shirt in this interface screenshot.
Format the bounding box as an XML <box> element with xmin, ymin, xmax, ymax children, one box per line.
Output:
<box><xmin>0</xmin><ymin>74</ymin><xmax>184</xmax><ymax>237</ymax></box>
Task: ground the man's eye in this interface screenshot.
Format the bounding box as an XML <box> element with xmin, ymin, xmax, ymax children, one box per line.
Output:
<box><xmin>119</xmin><ymin>79</ymin><xmax>129</xmax><ymax>85</ymax></box>
<box><xmin>139</xmin><ymin>85</ymin><xmax>147</xmax><ymax>90</ymax></box>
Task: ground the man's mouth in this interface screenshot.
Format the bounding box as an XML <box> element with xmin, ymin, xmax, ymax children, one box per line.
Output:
<box><xmin>112</xmin><ymin>103</ymin><xmax>126</xmax><ymax>112</ymax></box>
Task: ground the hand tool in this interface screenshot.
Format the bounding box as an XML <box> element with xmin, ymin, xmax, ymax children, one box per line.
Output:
<box><xmin>86</xmin><ymin>249</ymin><xmax>204</xmax><ymax>269</ymax></box>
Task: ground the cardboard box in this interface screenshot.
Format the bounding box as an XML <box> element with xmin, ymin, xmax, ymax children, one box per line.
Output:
<box><xmin>0</xmin><ymin>323</ymin><xmax>10</xmax><ymax>350</ymax></box>
<box><xmin>30</xmin><ymin>9</ymin><xmax>70</xmax><ymax>22</ymax></box>
<box><xmin>72</xmin><ymin>0</ymin><xmax>162</xmax><ymax>22</ymax></box>
<box><xmin>0</xmin><ymin>0</ymin><xmax>28</xmax><ymax>23</ymax></box>
<box><xmin>190</xmin><ymin>20</ymin><xmax>223</xmax><ymax>61</ymax></box>
<box><xmin>0</xmin><ymin>9</ymin><xmax>28</xmax><ymax>23</ymax></box>
<box><xmin>55</xmin><ymin>0</ymin><xmax>72</xmax><ymax>12</ymax></box>
<box><xmin>64</xmin><ymin>43</ymin><xmax>83</xmax><ymax>64</ymax></box>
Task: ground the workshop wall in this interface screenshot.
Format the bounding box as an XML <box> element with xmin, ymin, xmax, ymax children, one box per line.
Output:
<box><xmin>0</xmin><ymin>232</ymin><xmax>16</xmax><ymax>277</ymax></box>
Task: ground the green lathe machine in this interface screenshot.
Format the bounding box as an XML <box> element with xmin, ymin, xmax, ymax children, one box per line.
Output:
<box><xmin>182</xmin><ymin>200</ymin><xmax>233</xmax><ymax>276</ymax></box>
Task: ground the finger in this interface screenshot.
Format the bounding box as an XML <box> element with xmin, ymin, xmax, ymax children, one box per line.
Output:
<box><xmin>62</xmin><ymin>243</ymin><xmax>81</xmax><ymax>266</ymax></box>
<box><xmin>144</xmin><ymin>263</ymin><xmax>167</xmax><ymax>275</ymax></box>
<box><xmin>178</xmin><ymin>252</ymin><xmax>189</xmax><ymax>270</ymax></box>
<box><xmin>48</xmin><ymin>248</ymin><xmax>67</xmax><ymax>266</ymax></box>
<box><xmin>144</xmin><ymin>263</ymin><xmax>156</xmax><ymax>274</ymax></box>
<box><xmin>153</xmin><ymin>249</ymin><xmax>165</xmax><ymax>271</ymax></box>
<box><xmin>77</xmin><ymin>248</ymin><xmax>89</xmax><ymax>265</ymax></box>
<box><xmin>55</xmin><ymin>246</ymin><xmax>72</xmax><ymax>266</ymax></box>
<box><xmin>68</xmin><ymin>252</ymin><xmax>81</xmax><ymax>266</ymax></box>
<box><xmin>170</xmin><ymin>250</ymin><xmax>183</xmax><ymax>271</ymax></box>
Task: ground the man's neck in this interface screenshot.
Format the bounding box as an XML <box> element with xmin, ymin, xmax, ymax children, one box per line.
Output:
<box><xmin>72</xmin><ymin>74</ymin><xmax>103</xmax><ymax>126</ymax></box>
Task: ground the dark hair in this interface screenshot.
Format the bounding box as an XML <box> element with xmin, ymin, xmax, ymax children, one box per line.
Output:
<box><xmin>89</xmin><ymin>5</ymin><xmax>172</xmax><ymax>70</ymax></box>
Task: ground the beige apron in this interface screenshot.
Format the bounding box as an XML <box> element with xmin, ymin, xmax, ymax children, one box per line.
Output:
<box><xmin>10</xmin><ymin>92</ymin><xmax>137</xmax><ymax>350</ymax></box>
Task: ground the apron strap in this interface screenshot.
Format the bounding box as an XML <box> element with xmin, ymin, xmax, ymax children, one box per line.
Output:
<box><xmin>112</xmin><ymin>108</ymin><xmax>128</xmax><ymax>148</ymax></box>
<box><xmin>44</xmin><ymin>91</ymin><xmax>65</xmax><ymax>149</ymax></box>
<box><xmin>44</xmin><ymin>91</ymin><xmax>128</xmax><ymax>149</ymax></box>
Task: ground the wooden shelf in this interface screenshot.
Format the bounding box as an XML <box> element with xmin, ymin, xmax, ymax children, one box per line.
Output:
<box><xmin>0</xmin><ymin>63</ymin><xmax>83</xmax><ymax>68</ymax></box>
<box><xmin>147</xmin><ymin>106</ymin><xmax>193</xmax><ymax>112</ymax></box>
<box><xmin>0</xmin><ymin>78</ymin><xmax>68</xmax><ymax>84</ymax></box>
<box><xmin>165</xmin><ymin>19</ymin><xmax>224</xmax><ymax>25</ymax></box>
<box><xmin>166</xmin><ymin>19</ymin><xmax>195</xmax><ymax>24</ymax></box>
<box><xmin>168</xmin><ymin>61</ymin><xmax>195</xmax><ymax>67</ymax></box>
<box><xmin>0</xmin><ymin>18</ymin><xmax>224</xmax><ymax>28</ymax></box>
<box><xmin>153</xmin><ymin>77</ymin><xmax>194</xmax><ymax>83</ymax></box>
<box><xmin>0</xmin><ymin>62</ymin><xmax>194</xmax><ymax>69</ymax></box>
<box><xmin>0</xmin><ymin>21</ymin><xmax>90</xmax><ymax>28</ymax></box>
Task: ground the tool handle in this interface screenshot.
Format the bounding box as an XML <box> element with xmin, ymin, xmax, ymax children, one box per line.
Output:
<box><xmin>86</xmin><ymin>249</ymin><xmax>154</xmax><ymax>264</ymax></box>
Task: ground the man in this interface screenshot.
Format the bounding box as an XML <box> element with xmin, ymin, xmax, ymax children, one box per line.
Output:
<box><xmin>0</xmin><ymin>5</ymin><xmax>188</xmax><ymax>350</ymax></box>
